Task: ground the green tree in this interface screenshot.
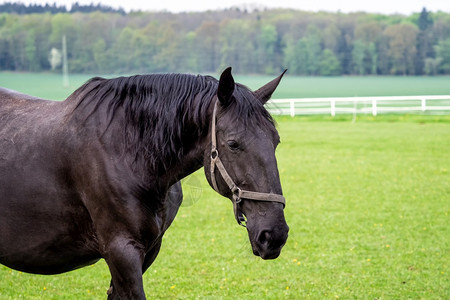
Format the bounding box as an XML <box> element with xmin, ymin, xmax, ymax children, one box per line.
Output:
<box><xmin>1</xmin><ymin>9</ymin><xmax>450</xmax><ymax>75</ymax></box>
<box><xmin>152</xmin><ymin>23</ymin><xmax>184</xmax><ymax>72</ymax></box>
<box><xmin>112</xmin><ymin>26</ymin><xmax>135</xmax><ymax>72</ymax></box>
<box><xmin>49</xmin><ymin>13</ymin><xmax>79</xmax><ymax>72</ymax></box>
<box><xmin>283</xmin><ymin>37</ymin><xmax>308</xmax><ymax>75</ymax></box>
<box><xmin>384</xmin><ymin>24</ymin><xmax>418</xmax><ymax>75</ymax></box>
<box><xmin>424</xmin><ymin>57</ymin><xmax>442</xmax><ymax>75</ymax></box>
<box><xmin>0</xmin><ymin>14</ymin><xmax>15</xmax><ymax>70</ymax></box>
<box><xmin>304</xmin><ymin>25</ymin><xmax>322</xmax><ymax>75</ymax></box>
<box><xmin>25</xmin><ymin>30</ymin><xmax>39</xmax><ymax>71</ymax></box>
<box><xmin>195</xmin><ymin>21</ymin><xmax>221</xmax><ymax>72</ymax></box>
<box><xmin>354</xmin><ymin>21</ymin><xmax>381</xmax><ymax>74</ymax></box>
<box><xmin>257</xmin><ymin>24</ymin><xmax>278</xmax><ymax>74</ymax></box>
<box><xmin>49</xmin><ymin>13</ymin><xmax>76</xmax><ymax>46</ymax></box>
<box><xmin>92</xmin><ymin>38</ymin><xmax>108</xmax><ymax>72</ymax></box>
<box><xmin>336</xmin><ymin>26</ymin><xmax>353</xmax><ymax>75</ymax></box>
<box><xmin>435</xmin><ymin>38</ymin><xmax>450</xmax><ymax>73</ymax></box>
<box><xmin>322</xmin><ymin>24</ymin><xmax>341</xmax><ymax>53</ymax></box>
<box><xmin>352</xmin><ymin>40</ymin><xmax>366</xmax><ymax>75</ymax></box>
<box><xmin>415</xmin><ymin>7</ymin><xmax>434</xmax><ymax>74</ymax></box>
<box><xmin>319</xmin><ymin>49</ymin><xmax>341</xmax><ymax>76</ymax></box>
<box><xmin>183</xmin><ymin>31</ymin><xmax>198</xmax><ymax>72</ymax></box>
<box><xmin>284</xmin><ymin>25</ymin><xmax>323</xmax><ymax>75</ymax></box>
<box><xmin>219</xmin><ymin>19</ymin><xmax>256</xmax><ymax>74</ymax></box>
<box><xmin>352</xmin><ymin>40</ymin><xmax>378</xmax><ymax>75</ymax></box>
<box><xmin>367</xmin><ymin>42</ymin><xmax>378</xmax><ymax>74</ymax></box>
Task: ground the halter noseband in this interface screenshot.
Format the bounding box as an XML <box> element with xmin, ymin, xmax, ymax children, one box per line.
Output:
<box><xmin>209</xmin><ymin>99</ymin><xmax>286</xmax><ymax>227</ymax></box>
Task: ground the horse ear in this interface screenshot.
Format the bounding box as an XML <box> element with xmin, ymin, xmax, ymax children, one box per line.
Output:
<box><xmin>253</xmin><ymin>69</ymin><xmax>287</xmax><ymax>104</ymax></box>
<box><xmin>217</xmin><ymin>67</ymin><xmax>235</xmax><ymax>107</ymax></box>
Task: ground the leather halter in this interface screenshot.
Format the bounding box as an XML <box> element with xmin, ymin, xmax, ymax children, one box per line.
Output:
<box><xmin>209</xmin><ymin>98</ymin><xmax>286</xmax><ymax>227</ymax></box>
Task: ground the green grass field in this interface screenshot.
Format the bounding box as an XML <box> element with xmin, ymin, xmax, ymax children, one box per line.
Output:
<box><xmin>0</xmin><ymin>73</ymin><xmax>449</xmax><ymax>299</ymax></box>
<box><xmin>1</xmin><ymin>72</ymin><xmax>450</xmax><ymax>100</ymax></box>
<box><xmin>0</xmin><ymin>118</ymin><xmax>448</xmax><ymax>299</ymax></box>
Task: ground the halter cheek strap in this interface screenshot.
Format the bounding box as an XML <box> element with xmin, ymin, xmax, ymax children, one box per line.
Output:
<box><xmin>209</xmin><ymin>99</ymin><xmax>286</xmax><ymax>227</ymax></box>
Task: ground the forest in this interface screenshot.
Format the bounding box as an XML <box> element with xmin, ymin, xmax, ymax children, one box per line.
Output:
<box><xmin>0</xmin><ymin>4</ymin><xmax>449</xmax><ymax>75</ymax></box>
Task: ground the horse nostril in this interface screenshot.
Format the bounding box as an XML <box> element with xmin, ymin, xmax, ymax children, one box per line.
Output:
<box><xmin>257</xmin><ymin>230</ymin><xmax>272</xmax><ymax>245</ymax></box>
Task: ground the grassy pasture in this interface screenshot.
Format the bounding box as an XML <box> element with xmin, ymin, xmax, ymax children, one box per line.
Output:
<box><xmin>0</xmin><ymin>73</ymin><xmax>449</xmax><ymax>299</ymax></box>
<box><xmin>239</xmin><ymin>75</ymin><xmax>450</xmax><ymax>99</ymax></box>
<box><xmin>0</xmin><ymin>118</ymin><xmax>448</xmax><ymax>299</ymax></box>
<box><xmin>1</xmin><ymin>72</ymin><xmax>450</xmax><ymax>100</ymax></box>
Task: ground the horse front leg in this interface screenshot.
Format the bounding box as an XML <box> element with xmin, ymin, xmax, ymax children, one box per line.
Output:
<box><xmin>104</xmin><ymin>236</ymin><xmax>146</xmax><ymax>300</ymax></box>
<box><xmin>142</xmin><ymin>238</ymin><xmax>162</xmax><ymax>274</ymax></box>
<box><xmin>106</xmin><ymin>239</ymin><xmax>163</xmax><ymax>299</ymax></box>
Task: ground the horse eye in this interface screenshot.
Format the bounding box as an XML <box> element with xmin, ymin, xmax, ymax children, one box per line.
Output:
<box><xmin>227</xmin><ymin>140</ymin><xmax>240</xmax><ymax>150</ymax></box>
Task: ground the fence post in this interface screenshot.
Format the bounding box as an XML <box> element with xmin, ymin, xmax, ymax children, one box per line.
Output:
<box><xmin>372</xmin><ymin>99</ymin><xmax>377</xmax><ymax>116</ymax></box>
<box><xmin>331</xmin><ymin>100</ymin><xmax>336</xmax><ymax>117</ymax></box>
<box><xmin>421</xmin><ymin>98</ymin><xmax>426</xmax><ymax>111</ymax></box>
<box><xmin>290</xmin><ymin>100</ymin><xmax>295</xmax><ymax>117</ymax></box>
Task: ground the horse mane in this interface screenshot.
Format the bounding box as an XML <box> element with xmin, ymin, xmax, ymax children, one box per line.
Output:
<box><xmin>69</xmin><ymin>73</ymin><xmax>276</xmax><ymax>174</ymax></box>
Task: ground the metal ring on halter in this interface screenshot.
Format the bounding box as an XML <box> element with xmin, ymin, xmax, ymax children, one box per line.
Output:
<box><xmin>232</xmin><ymin>186</ymin><xmax>242</xmax><ymax>203</ymax></box>
<box><xmin>211</xmin><ymin>149</ymin><xmax>218</xmax><ymax>160</ymax></box>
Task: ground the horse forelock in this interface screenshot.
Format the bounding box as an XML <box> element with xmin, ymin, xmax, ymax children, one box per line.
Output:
<box><xmin>228</xmin><ymin>83</ymin><xmax>276</xmax><ymax>130</ymax></box>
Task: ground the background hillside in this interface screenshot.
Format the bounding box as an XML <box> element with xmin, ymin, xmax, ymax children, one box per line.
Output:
<box><xmin>0</xmin><ymin>3</ymin><xmax>449</xmax><ymax>75</ymax></box>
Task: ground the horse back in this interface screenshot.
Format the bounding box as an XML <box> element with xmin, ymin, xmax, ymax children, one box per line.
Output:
<box><xmin>0</xmin><ymin>87</ymin><xmax>44</xmax><ymax>101</ymax></box>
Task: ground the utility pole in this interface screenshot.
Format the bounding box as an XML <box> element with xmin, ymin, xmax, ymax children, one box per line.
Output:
<box><xmin>62</xmin><ymin>34</ymin><xmax>69</xmax><ymax>88</ymax></box>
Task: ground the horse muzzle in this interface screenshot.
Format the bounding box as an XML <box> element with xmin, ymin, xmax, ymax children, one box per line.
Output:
<box><xmin>250</xmin><ymin>225</ymin><xmax>289</xmax><ymax>260</ymax></box>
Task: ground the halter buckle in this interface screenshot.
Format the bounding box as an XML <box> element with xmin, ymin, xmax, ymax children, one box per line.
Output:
<box><xmin>232</xmin><ymin>186</ymin><xmax>242</xmax><ymax>203</ymax></box>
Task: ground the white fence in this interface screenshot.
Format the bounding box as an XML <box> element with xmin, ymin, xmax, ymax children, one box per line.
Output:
<box><xmin>266</xmin><ymin>95</ymin><xmax>450</xmax><ymax>117</ymax></box>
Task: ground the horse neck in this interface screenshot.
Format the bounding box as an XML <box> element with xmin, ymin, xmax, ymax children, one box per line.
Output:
<box><xmin>156</xmin><ymin>100</ymin><xmax>214</xmax><ymax>188</ymax></box>
<box><xmin>68</xmin><ymin>76</ymin><xmax>216</xmax><ymax>192</ymax></box>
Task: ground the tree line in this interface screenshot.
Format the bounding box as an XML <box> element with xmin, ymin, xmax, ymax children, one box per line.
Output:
<box><xmin>0</xmin><ymin>6</ymin><xmax>449</xmax><ymax>75</ymax></box>
<box><xmin>0</xmin><ymin>2</ymin><xmax>125</xmax><ymax>14</ymax></box>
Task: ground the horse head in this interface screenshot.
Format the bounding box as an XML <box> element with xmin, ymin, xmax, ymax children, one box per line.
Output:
<box><xmin>205</xmin><ymin>68</ymin><xmax>289</xmax><ymax>259</ymax></box>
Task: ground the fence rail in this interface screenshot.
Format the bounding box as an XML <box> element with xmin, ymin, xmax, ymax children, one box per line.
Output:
<box><xmin>266</xmin><ymin>95</ymin><xmax>450</xmax><ymax>117</ymax></box>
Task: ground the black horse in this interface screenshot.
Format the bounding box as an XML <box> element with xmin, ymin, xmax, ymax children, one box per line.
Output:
<box><xmin>0</xmin><ymin>68</ymin><xmax>289</xmax><ymax>299</ymax></box>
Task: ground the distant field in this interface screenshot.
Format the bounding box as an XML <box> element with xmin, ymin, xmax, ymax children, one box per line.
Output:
<box><xmin>0</xmin><ymin>118</ymin><xmax>448</xmax><ymax>299</ymax></box>
<box><xmin>238</xmin><ymin>75</ymin><xmax>450</xmax><ymax>99</ymax></box>
<box><xmin>1</xmin><ymin>72</ymin><xmax>450</xmax><ymax>101</ymax></box>
<box><xmin>0</xmin><ymin>72</ymin><xmax>92</xmax><ymax>101</ymax></box>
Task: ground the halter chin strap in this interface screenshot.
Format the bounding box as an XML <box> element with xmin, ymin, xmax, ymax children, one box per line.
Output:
<box><xmin>209</xmin><ymin>99</ymin><xmax>286</xmax><ymax>227</ymax></box>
